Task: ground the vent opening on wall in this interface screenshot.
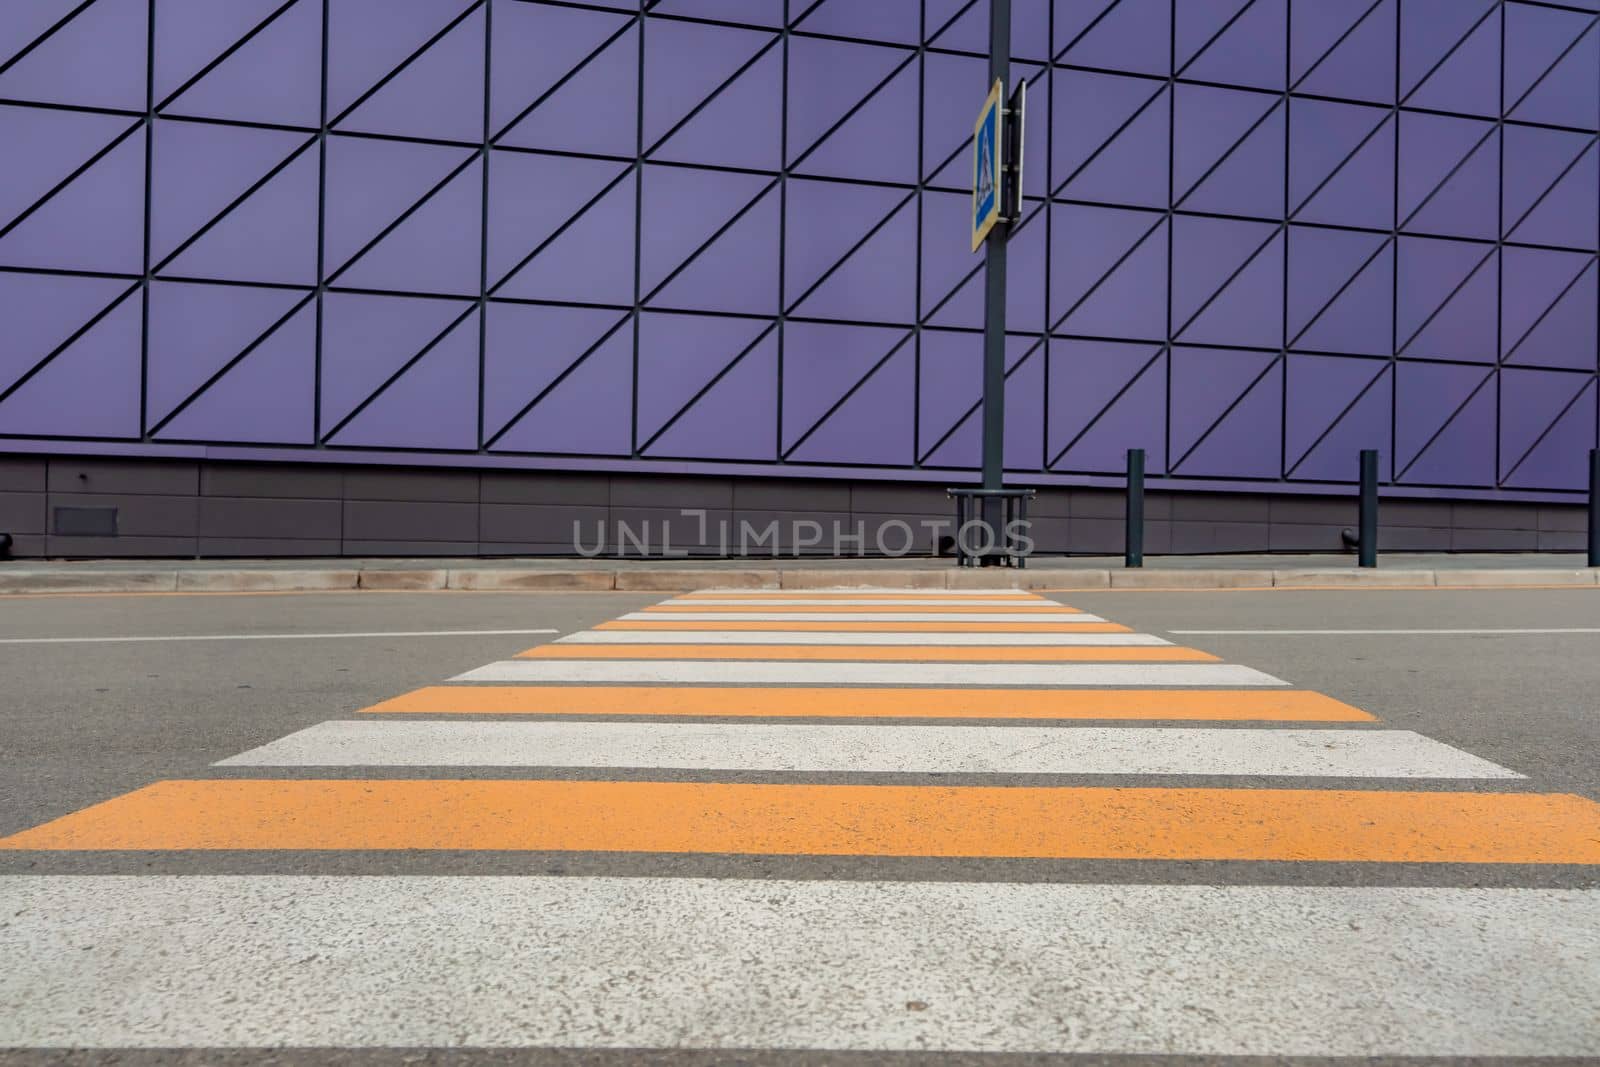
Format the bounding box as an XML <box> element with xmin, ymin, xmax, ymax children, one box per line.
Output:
<box><xmin>53</xmin><ymin>507</ymin><xmax>118</xmax><ymax>538</ymax></box>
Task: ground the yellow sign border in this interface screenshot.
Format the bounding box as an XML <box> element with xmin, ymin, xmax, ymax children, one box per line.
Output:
<box><xmin>971</xmin><ymin>78</ymin><xmax>1005</xmax><ymax>252</ymax></box>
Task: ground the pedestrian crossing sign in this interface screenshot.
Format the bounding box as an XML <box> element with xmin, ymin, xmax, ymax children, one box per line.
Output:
<box><xmin>971</xmin><ymin>79</ymin><xmax>1004</xmax><ymax>252</ymax></box>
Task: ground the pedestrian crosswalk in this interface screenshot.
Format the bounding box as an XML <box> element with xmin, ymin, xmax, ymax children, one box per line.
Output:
<box><xmin>215</xmin><ymin>721</ymin><xmax>1521</xmax><ymax>777</ymax></box>
<box><xmin>2</xmin><ymin>587</ymin><xmax>1598</xmax><ymax>1055</ymax></box>
<box><xmin>361</xmin><ymin>684</ymin><xmax>1378</xmax><ymax>720</ymax></box>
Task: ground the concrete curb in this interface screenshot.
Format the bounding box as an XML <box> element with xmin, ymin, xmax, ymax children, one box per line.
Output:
<box><xmin>174</xmin><ymin>569</ymin><xmax>360</xmax><ymax>593</ymax></box>
<box><xmin>1432</xmin><ymin>568</ymin><xmax>1599</xmax><ymax>588</ymax></box>
<box><xmin>1272</xmin><ymin>569</ymin><xmax>1437</xmax><ymax>589</ymax></box>
<box><xmin>446</xmin><ymin>569</ymin><xmax>614</xmax><ymax>592</ymax></box>
<box><xmin>0</xmin><ymin>570</ymin><xmax>180</xmax><ymax>594</ymax></box>
<box><xmin>779</xmin><ymin>570</ymin><xmax>947</xmax><ymax>590</ymax></box>
<box><xmin>1110</xmin><ymin>569</ymin><xmax>1270</xmax><ymax>590</ymax></box>
<box><xmin>0</xmin><ymin>564</ymin><xmax>1594</xmax><ymax>595</ymax></box>
<box><xmin>616</xmin><ymin>570</ymin><xmax>778</xmax><ymax>591</ymax></box>
<box><xmin>357</xmin><ymin>569</ymin><xmax>449</xmax><ymax>591</ymax></box>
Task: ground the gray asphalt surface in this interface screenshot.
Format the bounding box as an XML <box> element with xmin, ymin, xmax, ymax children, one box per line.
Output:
<box><xmin>2</xmin><ymin>586</ymin><xmax>1598</xmax><ymax>1065</ymax></box>
<box><xmin>4</xmin><ymin>587</ymin><xmax>1597</xmax><ymax>840</ymax></box>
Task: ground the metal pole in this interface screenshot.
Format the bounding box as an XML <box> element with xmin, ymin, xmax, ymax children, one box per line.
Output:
<box><xmin>1125</xmin><ymin>448</ymin><xmax>1145</xmax><ymax>568</ymax></box>
<box><xmin>1359</xmin><ymin>449</ymin><xmax>1378</xmax><ymax>568</ymax></box>
<box><xmin>1589</xmin><ymin>448</ymin><xmax>1599</xmax><ymax>568</ymax></box>
<box><xmin>979</xmin><ymin>0</ymin><xmax>1011</xmax><ymax>547</ymax></box>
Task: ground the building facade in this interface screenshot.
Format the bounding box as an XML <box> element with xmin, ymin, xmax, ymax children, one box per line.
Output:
<box><xmin>1</xmin><ymin>0</ymin><xmax>1596</xmax><ymax>557</ymax></box>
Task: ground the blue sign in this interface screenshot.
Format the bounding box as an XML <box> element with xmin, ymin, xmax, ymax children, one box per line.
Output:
<box><xmin>971</xmin><ymin>79</ymin><xmax>1004</xmax><ymax>252</ymax></box>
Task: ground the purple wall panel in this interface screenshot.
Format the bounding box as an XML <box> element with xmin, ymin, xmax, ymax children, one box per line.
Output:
<box><xmin>323</xmin><ymin>136</ymin><xmax>475</xmax><ymax>277</ymax></box>
<box><xmin>1050</xmin><ymin>342</ymin><xmax>1169</xmax><ymax>475</ymax></box>
<box><xmin>336</xmin><ymin>158</ymin><xmax>483</xmax><ymax>296</ymax></box>
<box><xmin>645</xmin><ymin>331</ymin><xmax>779</xmax><ymax>462</ymax></box>
<box><xmin>325</xmin><ymin>0</ymin><xmax>475</xmax><ymax>119</ymax></box>
<box><xmin>158</xmin><ymin>303</ymin><xmax>317</xmax><ymax>445</ymax></box>
<box><xmin>332</xmin><ymin>312</ymin><xmax>481</xmax><ymax>452</ymax></box>
<box><xmin>1178</xmin><ymin>0</ymin><xmax>1287</xmax><ymax>92</ymax></box>
<box><xmin>801</xmin><ymin>61</ymin><xmax>921</xmax><ymax>185</ymax></box>
<box><xmin>1288</xmin><ymin>228</ymin><xmax>1392</xmax><ymax>357</ymax></box>
<box><xmin>788</xmin><ymin>343</ymin><xmax>915</xmax><ymax>467</ymax></box>
<box><xmin>653</xmin><ymin>43</ymin><xmax>782</xmax><ymax>171</ymax></box>
<box><xmin>636</xmin><ymin>312</ymin><xmax>772</xmax><ymax>442</ymax></box>
<box><xmin>0</xmin><ymin>127</ymin><xmax>144</xmax><ymax>273</ymax></box>
<box><xmin>163</xmin><ymin>149</ymin><xmax>320</xmax><ymax>286</ymax></box>
<box><xmin>484</xmin><ymin>151</ymin><xmax>630</xmax><ymax>287</ymax></box>
<box><xmin>1057</xmin><ymin>0</ymin><xmax>1169</xmax><ymax>76</ymax></box>
<box><xmin>1</xmin><ymin>0</ymin><xmax>1596</xmax><ymax>505</ymax></box>
<box><xmin>337</xmin><ymin>5</ymin><xmax>485</xmax><ymax>143</ymax></box>
<box><xmin>482</xmin><ymin>302</ymin><xmax>629</xmax><ymax>440</ymax></box>
<box><xmin>0</xmin><ymin>292</ymin><xmax>142</xmax><ymax>439</ymax></box>
<box><xmin>146</xmin><ymin>280</ymin><xmax>304</xmax><ymax>427</ymax></box>
<box><xmin>796</xmin><ymin>0</ymin><xmax>920</xmax><ymax>47</ymax></box>
<box><xmin>0</xmin><ymin>0</ymin><xmax>147</xmax><ymax>111</ymax></box>
<box><xmin>1169</xmin><ymin>346</ymin><xmax>1278</xmax><ymax>467</ymax></box>
<box><xmin>490</xmin><ymin>327</ymin><xmax>633</xmax><ymax>456</ymax></box>
<box><xmin>918</xmin><ymin>329</ymin><xmax>983</xmax><ymax>464</ymax></box>
<box><xmin>153</xmin><ymin>0</ymin><xmax>286</xmax><ymax>103</ymax></box>
<box><xmin>783</xmin><ymin>322</ymin><xmax>911</xmax><ymax>455</ymax></box>
<box><xmin>1293</xmin><ymin>0</ymin><xmax>1395</xmax><ymax>105</ymax></box>
<box><xmin>1286</xmin><ymin>355</ymin><xmax>1391</xmax><ymax>483</ymax></box>
<box><xmin>1053</xmin><ymin>71</ymin><xmax>1169</xmax><ymax>209</ymax></box>
<box><xmin>0</xmin><ymin>106</ymin><xmax>136</xmax><ymax>223</ymax></box>
<box><xmin>0</xmin><ymin>273</ymin><xmax>132</xmax><ymax>396</ymax></box>
<box><xmin>162</xmin><ymin>0</ymin><xmax>323</xmax><ymax>128</ymax></box>
<box><xmin>493</xmin><ymin>9</ymin><xmax>637</xmax><ymax>154</ymax></box>
<box><xmin>319</xmin><ymin>293</ymin><xmax>471</xmax><ymax>434</ymax></box>
<box><xmin>493</xmin><ymin>169</ymin><xmax>636</xmax><ymax>304</ymax></box>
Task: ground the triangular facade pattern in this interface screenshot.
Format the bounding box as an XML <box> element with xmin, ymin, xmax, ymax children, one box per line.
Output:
<box><xmin>0</xmin><ymin>0</ymin><xmax>1595</xmax><ymax>500</ymax></box>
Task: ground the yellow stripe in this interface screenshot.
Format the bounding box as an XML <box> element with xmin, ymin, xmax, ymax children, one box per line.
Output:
<box><xmin>515</xmin><ymin>644</ymin><xmax>1219</xmax><ymax>662</ymax></box>
<box><xmin>360</xmin><ymin>686</ymin><xmax>1377</xmax><ymax>721</ymax></box>
<box><xmin>5</xmin><ymin>781</ymin><xmax>1597</xmax><ymax>862</ymax></box>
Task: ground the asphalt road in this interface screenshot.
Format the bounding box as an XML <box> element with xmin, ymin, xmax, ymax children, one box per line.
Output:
<box><xmin>1</xmin><ymin>585</ymin><xmax>1598</xmax><ymax>1064</ymax></box>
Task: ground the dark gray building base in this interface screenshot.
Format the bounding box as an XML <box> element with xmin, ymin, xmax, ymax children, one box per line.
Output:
<box><xmin>0</xmin><ymin>456</ymin><xmax>1587</xmax><ymax>560</ymax></box>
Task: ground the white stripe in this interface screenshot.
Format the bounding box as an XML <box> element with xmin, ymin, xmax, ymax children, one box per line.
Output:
<box><xmin>215</xmin><ymin>721</ymin><xmax>1521</xmax><ymax>778</ymax></box>
<box><xmin>1171</xmin><ymin>628</ymin><xmax>1600</xmax><ymax>636</ymax></box>
<box><xmin>665</xmin><ymin>598</ymin><xmax>1052</xmax><ymax>606</ymax></box>
<box><xmin>0</xmin><ymin>629</ymin><xmax>559</xmax><ymax>646</ymax></box>
<box><xmin>452</xmin><ymin>660</ymin><xmax>1285</xmax><ymax>687</ymax></box>
<box><xmin>621</xmin><ymin>612</ymin><xmax>1103</xmax><ymax>622</ymax></box>
<box><xmin>4</xmin><ymin>877</ymin><xmax>1594</xmax><ymax>1054</ymax></box>
<box><xmin>558</xmin><ymin>630</ymin><xmax>1169</xmax><ymax>646</ymax></box>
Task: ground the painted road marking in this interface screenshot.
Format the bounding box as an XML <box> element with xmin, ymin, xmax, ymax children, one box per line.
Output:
<box><xmin>7</xmin><ymin>585</ymin><xmax>1593</xmax><ymax>1060</ymax></box>
<box><xmin>617</xmin><ymin>612</ymin><xmax>1104</xmax><ymax>622</ymax></box>
<box><xmin>597</xmin><ymin>619</ymin><xmax>1132</xmax><ymax>633</ymax></box>
<box><xmin>663</xmin><ymin>597</ymin><xmax>1056</xmax><ymax>606</ymax></box>
<box><xmin>515</xmin><ymin>645</ymin><xmax>1219</xmax><ymax>663</ymax></box>
<box><xmin>0</xmin><ymin>629</ymin><xmax>561</xmax><ymax>646</ymax></box>
<box><xmin>643</xmin><ymin>604</ymin><xmax>1081</xmax><ymax>615</ymax></box>
<box><xmin>5</xmin><ymin>781</ymin><xmax>1598</xmax><ymax>860</ymax></box>
<box><xmin>215</xmin><ymin>722</ymin><xmax>1520</xmax><ymax>778</ymax></box>
<box><xmin>451</xmin><ymin>660</ymin><xmax>1284</xmax><ymax>686</ymax></box>
<box><xmin>678</xmin><ymin>588</ymin><xmax>1051</xmax><ymax>596</ymax></box>
<box><xmin>360</xmin><ymin>686</ymin><xmax>1376</xmax><ymax>721</ymax></box>
<box><xmin>4</xmin><ymin>877</ymin><xmax>1596</xmax><ymax>1055</ymax></box>
<box><xmin>1172</xmin><ymin>628</ymin><xmax>1600</xmax><ymax>636</ymax></box>
<box><xmin>557</xmin><ymin>630</ymin><xmax>1170</xmax><ymax>646</ymax></box>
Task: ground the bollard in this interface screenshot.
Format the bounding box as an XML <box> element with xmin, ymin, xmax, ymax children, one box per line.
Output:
<box><xmin>1359</xmin><ymin>449</ymin><xmax>1378</xmax><ymax>568</ymax></box>
<box><xmin>1125</xmin><ymin>448</ymin><xmax>1145</xmax><ymax>569</ymax></box>
<box><xmin>1589</xmin><ymin>448</ymin><xmax>1599</xmax><ymax>568</ymax></box>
